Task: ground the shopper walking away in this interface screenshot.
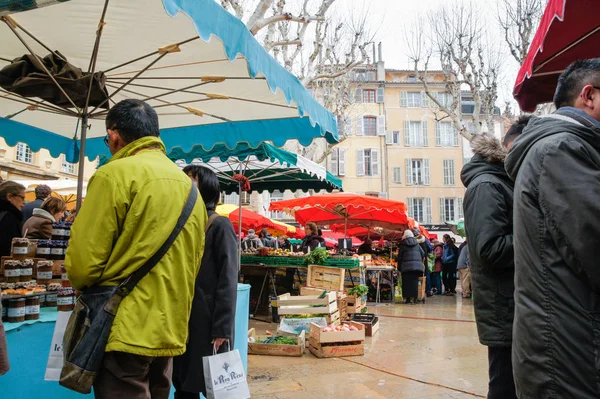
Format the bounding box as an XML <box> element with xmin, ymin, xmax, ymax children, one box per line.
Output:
<box><xmin>23</xmin><ymin>197</ymin><xmax>66</xmax><ymax>239</ymax></box>
<box><xmin>506</xmin><ymin>59</ymin><xmax>600</xmax><ymax>399</ymax></box>
<box><xmin>65</xmin><ymin>99</ymin><xmax>207</xmax><ymax>399</ymax></box>
<box><xmin>396</xmin><ymin>230</ymin><xmax>425</xmax><ymax>304</ymax></box>
<box><xmin>21</xmin><ymin>184</ymin><xmax>51</xmax><ymax>222</ymax></box>
<box><xmin>173</xmin><ymin>166</ymin><xmax>237</xmax><ymax>399</ymax></box>
<box><xmin>0</xmin><ymin>181</ymin><xmax>26</xmax><ymax>258</ymax></box>
<box><xmin>242</xmin><ymin>229</ymin><xmax>263</xmax><ymax>250</ymax></box>
<box><xmin>457</xmin><ymin>241</ymin><xmax>471</xmax><ymax>298</ymax></box>
<box><xmin>462</xmin><ymin>122</ymin><xmax>527</xmax><ymax>399</ymax></box>
<box><xmin>441</xmin><ymin>234</ymin><xmax>458</xmax><ymax>295</ymax></box>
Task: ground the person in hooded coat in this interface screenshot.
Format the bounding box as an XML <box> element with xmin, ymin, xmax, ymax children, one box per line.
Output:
<box><xmin>396</xmin><ymin>230</ymin><xmax>424</xmax><ymax>304</ymax></box>
<box><xmin>242</xmin><ymin>229</ymin><xmax>263</xmax><ymax>250</ymax></box>
<box><xmin>461</xmin><ymin>123</ymin><xmax>527</xmax><ymax>399</ymax></box>
<box><xmin>505</xmin><ymin>59</ymin><xmax>600</xmax><ymax>399</ymax></box>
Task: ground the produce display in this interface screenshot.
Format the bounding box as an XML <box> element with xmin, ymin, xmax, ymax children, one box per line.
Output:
<box><xmin>322</xmin><ymin>323</ymin><xmax>360</xmax><ymax>332</ymax></box>
<box><xmin>250</xmin><ymin>336</ymin><xmax>298</xmax><ymax>345</ymax></box>
<box><xmin>347</xmin><ymin>285</ymin><xmax>368</xmax><ymax>297</ymax></box>
<box><xmin>304</xmin><ymin>247</ymin><xmax>328</xmax><ymax>265</ymax></box>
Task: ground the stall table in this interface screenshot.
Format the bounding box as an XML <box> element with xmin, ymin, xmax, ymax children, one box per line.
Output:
<box><xmin>366</xmin><ymin>265</ymin><xmax>396</xmax><ymax>304</ymax></box>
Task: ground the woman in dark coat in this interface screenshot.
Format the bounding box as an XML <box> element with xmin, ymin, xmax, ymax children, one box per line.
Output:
<box><xmin>173</xmin><ymin>166</ymin><xmax>238</xmax><ymax>399</ymax></box>
<box><xmin>396</xmin><ymin>229</ymin><xmax>425</xmax><ymax>304</ymax></box>
<box><xmin>301</xmin><ymin>222</ymin><xmax>325</xmax><ymax>251</ymax></box>
<box><xmin>0</xmin><ymin>181</ymin><xmax>26</xmax><ymax>258</ymax></box>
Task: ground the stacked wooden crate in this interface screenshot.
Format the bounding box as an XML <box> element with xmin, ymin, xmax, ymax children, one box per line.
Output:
<box><xmin>308</xmin><ymin>321</ymin><xmax>365</xmax><ymax>358</ymax></box>
<box><xmin>277</xmin><ymin>291</ymin><xmax>340</xmax><ymax>325</ymax></box>
<box><xmin>299</xmin><ymin>265</ymin><xmax>349</xmax><ymax>320</ymax></box>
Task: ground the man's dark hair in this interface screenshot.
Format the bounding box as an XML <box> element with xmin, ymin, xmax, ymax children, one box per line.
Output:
<box><xmin>554</xmin><ymin>59</ymin><xmax>600</xmax><ymax>108</ymax></box>
<box><xmin>182</xmin><ymin>165</ymin><xmax>220</xmax><ymax>211</ymax></box>
<box><xmin>35</xmin><ymin>184</ymin><xmax>51</xmax><ymax>199</ymax></box>
<box><xmin>503</xmin><ymin>115</ymin><xmax>532</xmax><ymax>147</ymax></box>
<box><xmin>105</xmin><ymin>99</ymin><xmax>159</xmax><ymax>143</ymax></box>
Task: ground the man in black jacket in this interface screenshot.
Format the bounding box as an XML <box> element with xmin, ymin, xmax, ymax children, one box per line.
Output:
<box><xmin>461</xmin><ymin>119</ymin><xmax>527</xmax><ymax>399</ymax></box>
<box><xmin>21</xmin><ymin>184</ymin><xmax>51</xmax><ymax>222</ymax></box>
<box><xmin>505</xmin><ymin>59</ymin><xmax>600</xmax><ymax>399</ymax></box>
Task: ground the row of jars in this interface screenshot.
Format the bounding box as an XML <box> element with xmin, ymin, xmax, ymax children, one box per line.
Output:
<box><xmin>51</xmin><ymin>222</ymin><xmax>72</xmax><ymax>241</ymax></box>
<box><xmin>3</xmin><ymin>260</ymin><xmax>54</xmax><ymax>284</ymax></box>
<box><xmin>11</xmin><ymin>239</ymin><xmax>69</xmax><ymax>261</ymax></box>
<box><xmin>1</xmin><ymin>288</ymin><xmax>75</xmax><ymax>322</ymax></box>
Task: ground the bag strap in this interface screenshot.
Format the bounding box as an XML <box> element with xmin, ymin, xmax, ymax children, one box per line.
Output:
<box><xmin>205</xmin><ymin>213</ymin><xmax>219</xmax><ymax>233</ymax></box>
<box><xmin>118</xmin><ymin>184</ymin><xmax>198</xmax><ymax>295</ymax></box>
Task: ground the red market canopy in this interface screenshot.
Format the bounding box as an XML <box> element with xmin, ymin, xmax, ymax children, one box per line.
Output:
<box><xmin>269</xmin><ymin>193</ymin><xmax>409</xmax><ymax>233</ymax></box>
<box><xmin>514</xmin><ymin>0</ymin><xmax>600</xmax><ymax>112</ymax></box>
<box><xmin>216</xmin><ymin>204</ymin><xmax>278</xmax><ymax>233</ymax></box>
<box><xmin>320</xmin><ymin>230</ymin><xmax>362</xmax><ymax>247</ymax></box>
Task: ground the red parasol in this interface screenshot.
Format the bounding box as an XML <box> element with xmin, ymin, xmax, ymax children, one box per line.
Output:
<box><xmin>228</xmin><ymin>208</ymin><xmax>277</xmax><ymax>233</ymax></box>
<box><xmin>269</xmin><ymin>193</ymin><xmax>409</xmax><ymax>234</ymax></box>
<box><xmin>514</xmin><ymin>0</ymin><xmax>600</xmax><ymax>111</ymax></box>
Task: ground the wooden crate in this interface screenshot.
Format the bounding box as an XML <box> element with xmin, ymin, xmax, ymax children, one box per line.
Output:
<box><xmin>307</xmin><ymin>265</ymin><xmax>345</xmax><ymax>291</ymax></box>
<box><xmin>308</xmin><ymin>321</ymin><xmax>365</xmax><ymax>358</ymax></box>
<box><xmin>248</xmin><ymin>328</ymin><xmax>305</xmax><ymax>357</ymax></box>
<box><xmin>349</xmin><ymin>313</ymin><xmax>379</xmax><ymax>337</ymax></box>
<box><xmin>299</xmin><ymin>287</ymin><xmax>347</xmax><ymax>321</ymax></box>
<box><xmin>277</xmin><ymin>292</ymin><xmax>338</xmax><ymax>316</ymax></box>
<box><xmin>346</xmin><ymin>294</ymin><xmax>366</xmax><ymax>313</ymax></box>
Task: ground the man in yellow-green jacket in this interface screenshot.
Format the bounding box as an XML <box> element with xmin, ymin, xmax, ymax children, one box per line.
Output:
<box><xmin>65</xmin><ymin>99</ymin><xmax>207</xmax><ymax>399</ymax></box>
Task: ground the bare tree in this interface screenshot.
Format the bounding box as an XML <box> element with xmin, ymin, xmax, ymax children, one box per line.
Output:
<box><xmin>497</xmin><ymin>0</ymin><xmax>544</xmax><ymax>65</ymax></box>
<box><xmin>405</xmin><ymin>2</ymin><xmax>502</xmax><ymax>141</ymax></box>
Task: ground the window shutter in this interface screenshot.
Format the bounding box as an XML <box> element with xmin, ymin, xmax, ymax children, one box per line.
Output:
<box><xmin>425</xmin><ymin>198</ymin><xmax>432</xmax><ymax>224</ymax></box>
<box><xmin>344</xmin><ymin>117</ymin><xmax>352</xmax><ymax>136</ymax></box>
<box><xmin>393</xmin><ymin>167</ymin><xmax>402</xmax><ymax>183</ymax></box>
<box><xmin>435</xmin><ymin>122</ymin><xmax>441</xmax><ymax>146</ymax></box>
<box><xmin>400</xmin><ymin>91</ymin><xmax>407</xmax><ymax>107</ymax></box>
<box><xmin>424</xmin><ymin>159</ymin><xmax>431</xmax><ymax>185</ymax></box>
<box><xmin>422</xmin><ymin>121</ymin><xmax>429</xmax><ymax>146</ymax></box>
<box><xmin>439</xmin><ymin>198</ymin><xmax>446</xmax><ymax>223</ymax></box>
<box><xmin>385</xmin><ymin>130</ymin><xmax>393</xmax><ymax>144</ymax></box>
<box><xmin>407</xmin><ymin>197</ymin><xmax>414</xmax><ymax>218</ymax></box>
<box><xmin>449</xmin><ymin>159</ymin><xmax>455</xmax><ymax>185</ymax></box>
<box><xmin>331</xmin><ymin>148</ymin><xmax>339</xmax><ymax>176</ymax></box>
<box><xmin>457</xmin><ymin>197</ymin><xmax>464</xmax><ymax>219</ymax></box>
<box><xmin>453</xmin><ymin>127</ymin><xmax>460</xmax><ymax>146</ymax></box>
<box><xmin>404</xmin><ymin>121</ymin><xmax>410</xmax><ymax>146</ymax></box>
<box><xmin>338</xmin><ymin>148</ymin><xmax>346</xmax><ymax>176</ymax></box>
<box><xmin>405</xmin><ymin>159</ymin><xmax>413</xmax><ymax>185</ymax></box>
<box><xmin>377</xmin><ymin>115</ymin><xmax>386</xmax><ymax>136</ymax></box>
<box><xmin>376</xmin><ymin>87</ymin><xmax>384</xmax><ymax>104</ymax></box>
<box><xmin>356</xmin><ymin>149</ymin><xmax>365</xmax><ymax>176</ymax></box>
<box><xmin>356</xmin><ymin>115</ymin><xmax>364</xmax><ymax>136</ymax></box>
<box><xmin>371</xmin><ymin>149</ymin><xmax>380</xmax><ymax>176</ymax></box>
<box><xmin>354</xmin><ymin>88</ymin><xmax>363</xmax><ymax>103</ymax></box>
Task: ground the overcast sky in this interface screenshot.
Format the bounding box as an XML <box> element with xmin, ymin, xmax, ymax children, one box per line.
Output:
<box><xmin>332</xmin><ymin>0</ymin><xmax>527</xmax><ymax>106</ymax></box>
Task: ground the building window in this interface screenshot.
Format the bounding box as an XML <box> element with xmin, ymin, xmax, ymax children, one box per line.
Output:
<box><xmin>439</xmin><ymin>197</ymin><xmax>463</xmax><ymax>223</ymax></box>
<box><xmin>404</xmin><ymin>121</ymin><xmax>428</xmax><ymax>146</ymax></box>
<box><xmin>436</xmin><ymin>122</ymin><xmax>459</xmax><ymax>147</ymax></box>
<box><xmin>443</xmin><ymin>159</ymin><xmax>455</xmax><ymax>186</ymax></box>
<box><xmin>436</xmin><ymin>92</ymin><xmax>453</xmax><ymax>108</ymax></box>
<box><xmin>407</xmin><ymin>92</ymin><xmax>422</xmax><ymax>107</ymax></box>
<box><xmin>386</xmin><ymin>130</ymin><xmax>401</xmax><ymax>145</ymax></box>
<box><xmin>269</xmin><ymin>190</ymin><xmax>285</xmax><ymax>219</ymax></box>
<box><xmin>408</xmin><ymin>197</ymin><xmax>432</xmax><ymax>224</ymax></box>
<box><xmin>61</xmin><ymin>157</ymin><xmax>77</xmax><ymax>174</ymax></box>
<box><xmin>15</xmin><ymin>142</ymin><xmax>33</xmax><ymax>164</ymax></box>
<box><xmin>330</xmin><ymin>148</ymin><xmax>346</xmax><ymax>176</ymax></box>
<box><xmin>405</xmin><ymin>158</ymin><xmax>430</xmax><ymax>186</ymax></box>
<box><xmin>356</xmin><ymin>148</ymin><xmax>379</xmax><ymax>177</ymax></box>
<box><xmin>392</xmin><ymin>167</ymin><xmax>402</xmax><ymax>183</ymax></box>
<box><xmin>363</xmin><ymin>116</ymin><xmax>377</xmax><ymax>136</ymax></box>
<box><xmin>362</xmin><ymin>89</ymin><xmax>376</xmax><ymax>103</ymax></box>
<box><xmin>407</xmin><ymin>75</ymin><xmax>417</xmax><ymax>83</ymax></box>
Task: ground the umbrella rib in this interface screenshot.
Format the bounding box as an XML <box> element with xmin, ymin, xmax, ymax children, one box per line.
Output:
<box><xmin>105</xmin><ymin>76</ymin><xmax>266</xmax><ymax>80</ymax></box>
<box><xmin>84</xmin><ymin>0</ymin><xmax>110</xmax><ymax>111</ymax></box>
<box><xmin>0</xmin><ymin>88</ymin><xmax>77</xmax><ymax>116</ymax></box>
<box><xmin>1</xmin><ymin>17</ymin><xmax>80</xmax><ymax>112</ymax></box>
<box><xmin>4</xmin><ymin>18</ymin><xmax>67</xmax><ymax>63</ymax></box>
<box><xmin>103</xmin><ymin>36</ymin><xmax>201</xmax><ymax>74</ymax></box>
<box><xmin>89</xmin><ymin>53</ymin><xmax>170</xmax><ymax>115</ymax></box>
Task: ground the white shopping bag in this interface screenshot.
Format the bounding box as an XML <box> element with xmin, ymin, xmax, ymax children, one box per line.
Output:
<box><xmin>203</xmin><ymin>343</ymin><xmax>251</xmax><ymax>399</ymax></box>
<box><xmin>44</xmin><ymin>310</ymin><xmax>71</xmax><ymax>381</ymax></box>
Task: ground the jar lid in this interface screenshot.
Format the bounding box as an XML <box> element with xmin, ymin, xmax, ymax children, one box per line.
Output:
<box><xmin>9</xmin><ymin>298</ymin><xmax>25</xmax><ymax>304</ymax></box>
<box><xmin>4</xmin><ymin>260</ymin><xmax>22</xmax><ymax>266</ymax></box>
<box><xmin>12</xmin><ymin>238</ymin><xmax>29</xmax><ymax>245</ymax></box>
<box><xmin>58</xmin><ymin>287</ymin><xmax>74</xmax><ymax>295</ymax></box>
<box><xmin>22</xmin><ymin>259</ymin><xmax>35</xmax><ymax>266</ymax></box>
<box><xmin>37</xmin><ymin>260</ymin><xmax>54</xmax><ymax>267</ymax></box>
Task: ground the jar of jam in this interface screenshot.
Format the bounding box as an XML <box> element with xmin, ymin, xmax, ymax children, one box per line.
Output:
<box><xmin>20</xmin><ymin>259</ymin><xmax>34</xmax><ymax>282</ymax></box>
<box><xmin>37</xmin><ymin>260</ymin><xmax>54</xmax><ymax>285</ymax></box>
<box><xmin>4</xmin><ymin>260</ymin><xmax>21</xmax><ymax>283</ymax></box>
<box><xmin>60</xmin><ymin>264</ymin><xmax>72</xmax><ymax>288</ymax></box>
<box><xmin>36</xmin><ymin>240</ymin><xmax>51</xmax><ymax>258</ymax></box>
<box><xmin>57</xmin><ymin>288</ymin><xmax>75</xmax><ymax>311</ymax></box>
<box><xmin>39</xmin><ymin>294</ymin><xmax>46</xmax><ymax>308</ymax></box>
<box><xmin>51</xmin><ymin>223</ymin><xmax>65</xmax><ymax>241</ymax></box>
<box><xmin>45</xmin><ymin>291</ymin><xmax>58</xmax><ymax>307</ymax></box>
<box><xmin>7</xmin><ymin>298</ymin><xmax>25</xmax><ymax>322</ymax></box>
<box><xmin>25</xmin><ymin>296</ymin><xmax>40</xmax><ymax>320</ymax></box>
<box><xmin>11</xmin><ymin>238</ymin><xmax>29</xmax><ymax>259</ymax></box>
<box><xmin>51</xmin><ymin>241</ymin><xmax>65</xmax><ymax>261</ymax></box>
<box><xmin>64</xmin><ymin>223</ymin><xmax>72</xmax><ymax>241</ymax></box>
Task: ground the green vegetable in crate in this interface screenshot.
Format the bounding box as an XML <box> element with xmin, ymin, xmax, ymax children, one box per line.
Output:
<box><xmin>258</xmin><ymin>336</ymin><xmax>298</xmax><ymax>345</ymax></box>
<box><xmin>304</xmin><ymin>247</ymin><xmax>328</xmax><ymax>265</ymax></box>
<box><xmin>347</xmin><ymin>284</ymin><xmax>369</xmax><ymax>297</ymax></box>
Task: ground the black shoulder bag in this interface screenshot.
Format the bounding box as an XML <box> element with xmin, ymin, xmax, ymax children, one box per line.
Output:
<box><xmin>59</xmin><ymin>184</ymin><xmax>198</xmax><ymax>394</ymax></box>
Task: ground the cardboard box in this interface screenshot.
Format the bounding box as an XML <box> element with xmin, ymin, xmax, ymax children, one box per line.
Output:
<box><xmin>248</xmin><ymin>328</ymin><xmax>305</xmax><ymax>357</ymax></box>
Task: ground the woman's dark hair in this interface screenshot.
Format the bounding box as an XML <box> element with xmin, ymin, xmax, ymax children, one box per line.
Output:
<box><xmin>42</xmin><ymin>197</ymin><xmax>67</xmax><ymax>215</ymax></box>
<box><xmin>105</xmin><ymin>99</ymin><xmax>159</xmax><ymax>144</ymax></box>
<box><xmin>182</xmin><ymin>165</ymin><xmax>220</xmax><ymax>211</ymax></box>
<box><xmin>503</xmin><ymin>115</ymin><xmax>531</xmax><ymax>147</ymax></box>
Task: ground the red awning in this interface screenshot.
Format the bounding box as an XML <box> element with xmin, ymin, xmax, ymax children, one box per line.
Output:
<box><xmin>514</xmin><ymin>0</ymin><xmax>600</xmax><ymax>112</ymax></box>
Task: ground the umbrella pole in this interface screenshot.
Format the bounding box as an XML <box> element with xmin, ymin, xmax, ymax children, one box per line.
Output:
<box><xmin>344</xmin><ymin>217</ymin><xmax>348</xmax><ymax>238</ymax></box>
<box><xmin>238</xmin><ymin>182</ymin><xmax>243</xmax><ymax>272</ymax></box>
<box><xmin>76</xmin><ymin>113</ymin><xmax>88</xmax><ymax>212</ymax></box>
